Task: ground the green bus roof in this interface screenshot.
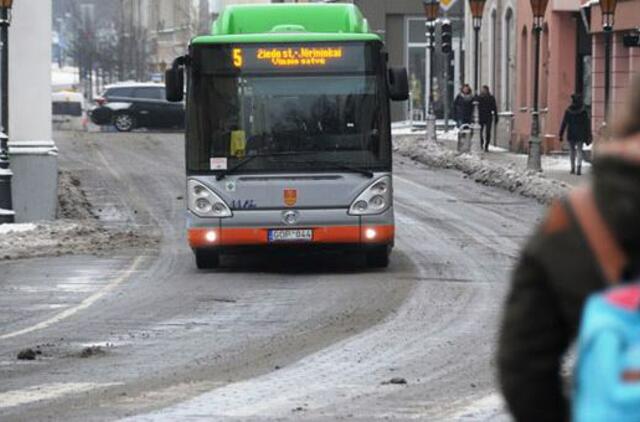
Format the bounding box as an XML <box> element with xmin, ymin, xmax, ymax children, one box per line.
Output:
<box><xmin>192</xmin><ymin>4</ymin><xmax>380</xmax><ymax>45</ymax></box>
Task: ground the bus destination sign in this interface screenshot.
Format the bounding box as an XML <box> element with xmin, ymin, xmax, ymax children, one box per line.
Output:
<box><xmin>197</xmin><ymin>43</ymin><xmax>374</xmax><ymax>74</ymax></box>
<box><xmin>233</xmin><ymin>46</ymin><xmax>345</xmax><ymax>68</ymax></box>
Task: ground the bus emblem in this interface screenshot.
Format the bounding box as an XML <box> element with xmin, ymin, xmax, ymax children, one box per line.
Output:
<box><xmin>283</xmin><ymin>189</ymin><xmax>297</xmax><ymax>207</ymax></box>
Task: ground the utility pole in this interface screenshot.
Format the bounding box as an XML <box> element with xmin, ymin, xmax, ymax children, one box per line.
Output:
<box><xmin>0</xmin><ymin>2</ymin><xmax>14</xmax><ymax>224</ymax></box>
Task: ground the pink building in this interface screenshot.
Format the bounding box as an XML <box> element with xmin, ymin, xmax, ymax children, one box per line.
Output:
<box><xmin>587</xmin><ymin>0</ymin><xmax>640</xmax><ymax>141</ymax></box>
<box><xmin>513</xmin><ymin>0</ymin><xmax>585</xmax><ymax>153</ymax></box>
<box><xmin>513</xmin><ymin>0</ymin><xmax>640</xmax><ymax>153</ymax></box>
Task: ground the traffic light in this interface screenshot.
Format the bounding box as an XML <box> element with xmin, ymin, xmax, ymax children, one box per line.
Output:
<box><xmin>441</xmin><ymin>19</ymin><xmax>452</xmax><ymax>54</ymax></box>
<box><xmin>426</xmin><ymin>21</ymin><xmax>436</xmax><ymax>50</ymax></box>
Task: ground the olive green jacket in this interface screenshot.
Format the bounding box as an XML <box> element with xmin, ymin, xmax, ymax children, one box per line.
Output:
<box><xmin>497</xmin><ymin>150</ymin><xmax>640</xmax><ymax>422</ymax></box>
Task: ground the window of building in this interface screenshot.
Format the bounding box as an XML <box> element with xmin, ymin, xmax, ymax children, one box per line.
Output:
<box><xmin>520</xmin><ymin>26</ymin><xmax>528</xmax><ymax>109</ymax></box>
<box><xmin>406</xmin><ymin>17</ymin><xmax>428</xmax><ymax>120</ymax></box>
<box><xmin>575</xmin><ymin>14</ymin><xmax>592</xmax><ymax>109</ymax></box>
<box><xmin>490</xmin><ymin>9</ymin><xmax>497</xmax><ymax>94</ymax></box>
<box><xmin>541</xmin><ymin>24</ymin><xmax>549</xmax><ymax>109</ymax></box>
<box><xmin>502</xmin><ymin>8</ymin><xmax>514</xmax><ymax>111</ymax></box>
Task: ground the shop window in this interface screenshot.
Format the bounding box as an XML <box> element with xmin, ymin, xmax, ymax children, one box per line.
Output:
<box><xmin>408</xmin><ymin>19</ymin><xmax>427</xmax><ymax>44</ymax></box>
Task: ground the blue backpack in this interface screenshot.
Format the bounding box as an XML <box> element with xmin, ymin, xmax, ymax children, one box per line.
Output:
<box><xmin>571</xmin><ymin>188</ymin><xmax>640</xmax><ymax>422</ymax></box>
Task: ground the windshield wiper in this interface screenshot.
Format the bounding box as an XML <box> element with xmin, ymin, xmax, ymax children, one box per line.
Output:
<box><xmin>312</xmin><ymin>161</ymin><xmax>374</xmax><ymax>178</ymax></box>
<box><xmin>285</xmin><ymin>158</ymin><xmax>374</xmax><ymax>178</ymax></box>
<box><xmin>215</xmin><ymin>151</ymin><xmax>320</xmax><ymax>181</ymax></box>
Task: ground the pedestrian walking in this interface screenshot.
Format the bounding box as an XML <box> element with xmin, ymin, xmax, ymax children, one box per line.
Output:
<box><xmin>478</xmin><ymin>85</ymin><xmax>498</xmax><ymax>151</ymax></box>
<box><xmin>453</xmin><ymin>84</ymin><xmax>473</xmax><ymax>128</ymax></box>
<box><xmin>497</xmin><ymin>75</ymin><xmax>640</xmax><ymax>422</ymax></box>
<box><xmin>559</xmin><ymin>94</ymin><xmax>591</xmax><ymax>175</ymax></box>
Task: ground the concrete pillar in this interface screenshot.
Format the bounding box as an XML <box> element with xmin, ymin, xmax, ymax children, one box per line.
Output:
<box><xmin>8</xmin><ymin>0</ymin><xmax>57</xmax><ymax>222</ymax></box>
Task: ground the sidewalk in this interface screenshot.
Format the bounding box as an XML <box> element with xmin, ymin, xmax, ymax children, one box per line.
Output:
<box><xmin>393</xmin><ymin>125</ymin><xmax>590</xmax><ymax>189</ymax></box>
<box><xmin>435</xmin><ymin>129</ymin><xmax>591</xmax><ymax>188</ymax></box>
<box><xmin>392</xmin><ymin>126</ymin><xmax>583</xmax><ymax>204</ymax></box>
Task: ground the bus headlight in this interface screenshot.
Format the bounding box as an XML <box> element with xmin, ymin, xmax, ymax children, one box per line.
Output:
<box><xmin>369</xmin><ymin>195</ymin><xmax>386</xmax><ymax>210</ymax></box>
<box><xmin>348</xmin><ymin>176</ymin><xmax>392</xmax><ymax>216</ymax></box>
<box><xmin>188</xmin><ymin>179</ymin><xmax>232</xmax><ymax>218</ymax></box>
<box><xmin>196</xmin><ymin>198</ymin><xmax>212</xmax><ymax>213</ymax></box>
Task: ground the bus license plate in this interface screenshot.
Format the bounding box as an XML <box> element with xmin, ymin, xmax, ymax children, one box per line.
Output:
<box><xmin>268</xmin><ymin>229</ymin><xmax>313</xmax><ymax>242</ymax></box>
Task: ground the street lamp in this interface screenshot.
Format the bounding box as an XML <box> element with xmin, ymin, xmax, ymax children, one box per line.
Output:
<box><xmin>0</xmin><ymin>0</ymin><xmax>13</xmax><ymax>224</ymax></box>
<box><xmin>599</xmin><ymin>0</ymin><xmax>617</xmax><ymax>122</ymax></box>
<box><xmin>423</xmin><ymin>0</ymin><xmax>439</xmax><ymax>141</ymax></box>
<box><xmin>526</xmin><ymin>0</ymin><xmax>549</xmax><ymax>171</ymax></box>
<box><xmin>468</xmin><ymin>0</ymin><xmax>486</xmax><ymax>155</ymax></box>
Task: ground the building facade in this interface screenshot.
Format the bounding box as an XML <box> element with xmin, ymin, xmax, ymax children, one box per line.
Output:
<box><xmin>510</xmin><ymin>0</ymin><xmax>639</xmax><ymax>153</ymax></box>
<box><xmin>584</xmin><ymin>0</ymin><xmax>640</xmax><ymax>142</ymax></box>
<box><xmin>463</xmin><ymin>0</ymin><xmax>517</xmax><ymax>148</ymax></box>
<box><xmin>510</xmin><ymin>0</ymin><xmax>584</xmax><ymax>152</ymax></box>
<box><xmin>146</xmin><ymin>0</ymin><xmax>201</xmax><ymax>78</ymax></box>
<box><xmin>353</xmin><ymin>0</ymin><xmax>466</xmax><ymax>122</ymax></box>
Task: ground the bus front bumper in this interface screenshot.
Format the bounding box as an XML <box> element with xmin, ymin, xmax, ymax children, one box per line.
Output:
<box><xmin>188</xmin><ymin>224</ymin><xmax>394</xmax><ymax>250</ymax></box>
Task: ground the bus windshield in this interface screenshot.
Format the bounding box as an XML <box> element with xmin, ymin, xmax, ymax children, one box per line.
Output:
<box><xmin>186</xmin><ymin>43</ymin><xmax>390</xmax><ymax>174</ymax></box>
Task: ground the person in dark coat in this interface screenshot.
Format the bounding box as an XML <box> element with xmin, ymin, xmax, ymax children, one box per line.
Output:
<box><xmin>559</xmin><ymin>94</ymin><xmax>591</xmax><ymax>175</ymax></box>
<box><xmin>453</xmin><ymin>84</ymin><xmax>474</xmax><ymax>128</ymax></box>
<box><xmin>497</xmin><ymin>75</ymin><xmax>640</xmax><ymax>422</ymax></box>
<box><xmin>478</xmin><ymin>85</ymin><xmax>498</xmax><ymax>151</ymax></box>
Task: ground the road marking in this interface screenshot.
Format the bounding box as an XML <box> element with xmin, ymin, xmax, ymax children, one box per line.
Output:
<box><xmin>447</xmin><ymin>393</ymin><xmax>506</xmax><ymax>421</ymax></box>
<box><xmin>0</xmin><ymin>256</ymin><xmax>144</xmax><ymax>340</ymax></box>
<box><xmin>394</xmin><ymin>175</ymin><xmax>430</xmax><ymax>192</ymax></box>
<box><xmin>0</xmin><ymin>382</ymin><xmax>120</xmax><ymax>410</ymax></box>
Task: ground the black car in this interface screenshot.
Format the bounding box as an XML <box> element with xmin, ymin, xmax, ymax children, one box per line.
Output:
<box><xmin>90</xmin><ymin>83</ymin><xmax>185</xmax><ymax>132</ymax></box>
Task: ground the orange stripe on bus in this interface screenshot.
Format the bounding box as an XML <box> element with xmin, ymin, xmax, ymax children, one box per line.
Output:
<box><xmin>188</xmin><ymin>225</ymin><xmax>394</xmax><ymax>248</ymax></box>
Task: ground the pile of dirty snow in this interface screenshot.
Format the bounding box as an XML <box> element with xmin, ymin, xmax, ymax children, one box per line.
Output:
<box><xmin>0</xmin><ymin>170</ymin><xmax>159</xmax><ymax>261</ymax></box>
<box><xmin>0</xmin><ymin>222</ymin><xmax>157</xmax><ymax>261</ymax></box>
<box><xmin>394</xmin><ymin>134</ymin><xmax>571</xmax><ymax>204</ymax></box>
<box><xmin>57</xmin><ymin>170</ymin><xmax>97</xmax><ymax>220</ymax></box>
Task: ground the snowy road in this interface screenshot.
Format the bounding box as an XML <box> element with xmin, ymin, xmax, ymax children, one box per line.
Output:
<box><xmin>0</xmin><ymin>131</ymin><xmax>543</xmax><ymax>421</ymax></box>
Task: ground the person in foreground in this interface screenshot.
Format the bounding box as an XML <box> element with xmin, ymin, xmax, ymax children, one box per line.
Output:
<box><xmin>497</xmin><ymin>75</ymin><xmax>640</xmax><ymax>421</ymax></box>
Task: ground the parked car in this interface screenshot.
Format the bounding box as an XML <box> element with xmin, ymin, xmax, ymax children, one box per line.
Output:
<box><xmin>52</xmin><ymin>91</ymin><xmax>87</xmax><ymax>132</ymax></box>
<box><xmin>89</xmin><ymin>82</ymin><xmax>185</xmax><ymax>132</ymax></box>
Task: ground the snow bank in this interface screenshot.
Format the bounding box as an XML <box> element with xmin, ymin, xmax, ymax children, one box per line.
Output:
<box><xmin>0</xmin><ymin>170</ymin><xmax>159</xmax><ymax>262</ymax></box>
<box><xmin>0</xmin><ymin>221</ymin><xmax>158</xmax><ymax>261</ymax></box>
<box><xmin>0</xmin><ymin>223</ymin><xmax>36</xmax><ymax>235</ymax></box>
<box><xmin>394</xmin><ymin>134</ymin><xmax>571</xmax><ymax>204</ymax></box>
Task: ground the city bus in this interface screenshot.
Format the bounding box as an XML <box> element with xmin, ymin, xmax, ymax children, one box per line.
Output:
<box><xmin>166</xmin><ymin>4</ymin><xmax>408</xmax><ymax>269</ymax></box>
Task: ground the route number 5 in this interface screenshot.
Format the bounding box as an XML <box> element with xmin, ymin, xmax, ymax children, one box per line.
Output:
<box><xmin>233</xmin><ymin>48</ymin><xmax>243</xmax><ymax>68</ymax></box>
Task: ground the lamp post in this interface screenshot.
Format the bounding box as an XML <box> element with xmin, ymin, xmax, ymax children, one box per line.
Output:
<box><xmin>526</xmin><ymin>0</ymin><xmax>549</xmax><ymax>171</ymax></box>
<box><xmin>468</xmin><ymin>0</ymin><xmax>486</xmax><ymax>155</ymax></box>
<box><xmin>599</xmin><ymin>0</ymin><xmax>617</xmax><ymax>124</ymax></box>
<box><xmin>423</xmin><ymin>0</ymin><xmax>439</xmax><ymax>141</ymax></box>
<box><xmin>0</xmin><ymin>0</ymin><xmax>13</xmax><ymax>224</ymax></box>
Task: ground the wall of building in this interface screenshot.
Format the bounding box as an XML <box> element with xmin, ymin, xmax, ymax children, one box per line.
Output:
<box><xmin>354</xmin><ymin>0</ymin><xmax>465</xmax><ymax>122</ymax></box>
<box><xmin>589</xmin><ymin>0</ymin><xmax>640</xmax><ymax>141</ymax></box>
<box><xmin>464</xmin><ymin>0</ymin><xmax>517</xmax><ymax>148</ymax></box>
<box><xmin>511</xmin><ymin>0</ymin><xmax>580</xmax><ymax>153</ymax></box>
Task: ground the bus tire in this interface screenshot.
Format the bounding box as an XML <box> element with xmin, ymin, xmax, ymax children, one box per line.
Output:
<box><xmin>113</xmin><ymin>113</ymin><xmax>136</xmax><ymax>132</ymax></box>
<box><xmin>195</xmin><ymin>249</ymin><xmax>220</xmax><ymax>269</ymax></box>
<box><xmin>366</xmin><ymin>247</ymin><xmax>389</xmax><ymax>268</ymax></box>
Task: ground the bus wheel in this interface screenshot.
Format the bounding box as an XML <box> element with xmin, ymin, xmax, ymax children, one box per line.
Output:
<box><xmin>366</xmin><ymin>247</ymin><xmax>389</xmax><ymax>268</ymax></box>
<box><xmin>195</xmin><ymin>249</ymin><xmax>220</xmax><ymax>269</ymax></box>
<box><xmin>113</xmin><ymin>113</ymin><xmax>135</xmax><ymax>132</ymax></box>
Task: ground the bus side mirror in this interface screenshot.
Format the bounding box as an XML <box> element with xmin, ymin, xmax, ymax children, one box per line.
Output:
<box><xmin>388</xmin><ymin>67</ymin><xmax>409</xmax><ymax>102</ymax></box>
<box><xmin>166</xmin><ymin>58</ymin><xmax>185</xmax><ymax>102</ymax></box>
